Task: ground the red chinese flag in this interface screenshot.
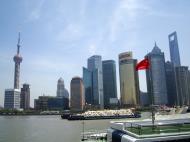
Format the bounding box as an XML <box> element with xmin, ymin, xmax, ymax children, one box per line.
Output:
<box><xmin>136</xmin><ymin>58</ymin><xmax>150</xmax><ymax>71</ymax></box>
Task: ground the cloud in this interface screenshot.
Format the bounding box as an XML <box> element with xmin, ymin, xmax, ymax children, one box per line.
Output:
<box><xmin>88</xmin><ymin>43</ymin><xmax>97</xmax><ymax>55</ymax></box>
<box><xmin>28</xmin><ymin>57</ymin><xmax>81</xmax><ymax>74</ymax></box>
<box><xmin>79</xmin><ymin>0</ymin><xmax>88</xmax><ymax>18</ymax></box>
<box><xmin>148</xmin><ymin>10</ymin><xmax>182</xmax><ymax>18</ymax></box>
<box><xmin>56</xmin><ymin>23</ymin><xmax>83</xmax><ymax>42</ymax></box>
<box><xmin>109</xmin><ymin>0</ymin><xmax>178</xmax><ymax>42</ymax></box>
<box><xmin>27</xmin><ymin>0</ymin><xmax>45</xmax><ymax>22</ymax></box>
<box><xmin>109</xmin><ymin>0</ymin><xmax>143</xmax><ymax>42</ymax></box>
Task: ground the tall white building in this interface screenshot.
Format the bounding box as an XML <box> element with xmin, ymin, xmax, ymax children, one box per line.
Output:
<box><xmin>4</xmin><ymin>89</ymin><xmax>20</xmax><ymax>109</ymax></box>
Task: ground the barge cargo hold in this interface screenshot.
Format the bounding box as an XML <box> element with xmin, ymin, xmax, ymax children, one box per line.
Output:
<box><xmin>61</xmin><ymin>114</ymin><xmax>141</xmax><ymax>120</ymax></box>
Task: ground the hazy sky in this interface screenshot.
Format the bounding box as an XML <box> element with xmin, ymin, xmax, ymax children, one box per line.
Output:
<box><xmin>0</xmin><ymin>0</ymin><xmax>190</xmax><ymax>107</ymax></box>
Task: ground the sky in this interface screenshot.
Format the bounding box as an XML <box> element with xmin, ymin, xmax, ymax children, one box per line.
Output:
<box><xmin>0</xmin><ymin>0</ymin><xmax>190</xmax><ymax>107</ymax></box>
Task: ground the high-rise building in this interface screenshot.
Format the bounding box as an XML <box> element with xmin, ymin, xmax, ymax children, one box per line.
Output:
<box><xmin>140</xmin><ymin>91</ymin><xmax>150</xmax><ymax>106</ymax></box>
<box><xmin>168</xmin><ymin>31</ymin><xmax>181</xmax><ymax>67</ymax></box>
<box><xmin>56</xmin><ymin>77</ymin><xmax>69</xmax><ymax>99</ymax></box>
<box><xmin>119</xmin><ymin>52</ymin><xmax>140</xmax><ymax>107</ymax></box>
<box><xmin>70</xmin><ymin>77</ymin><xmax>85</xmax><ymax>111</ymax></box>
<box><xmin>83</xmin><ymin>55</ymin><xmax>104</xmax><ymax>109</ymax></box>
<box><xmin>83</xmin><ymin>67</ymin><xmax>93</xmax><ymax>104</ymax></box>
<box><xmin>102</xmin><ymin>60</ymin><xmax>117</xmax><ymax>108</ymax></box>
<box><xmin>20</xmin><ymin>83</ymin><xmax>30</xmax><ymax>110</ymax></box>
<box><xmin>165</xmin><ymin>61</ymin><xmax>177</xmax><ymax>106</ymax></box>
<box><xmin>4</xmin><ymin>33</ymin><xmax>23</xmax><ymax>109</ymax></box>
<box><xmin>57</xmin><ymin>78</ymin><xmax>65</xmax><ymax>97</ymax></box>
<box><xmin>4</xmin><ymin>89</ymin><xmax>20</xmax><ymax>109</ymax></box>
<box><xmin>146</xmin><ymin>43</ymin><xmax>168</xmax><ymax>105</ymax></box>
<box><xmin>188</xmin><ymin>70</ymin><xmax>190</xmax><ymax>105</ymax></box>
<box><xmin>175</xmin><ymin>66</ymin><xmax>190</xmax><ymax>106</ymax></box>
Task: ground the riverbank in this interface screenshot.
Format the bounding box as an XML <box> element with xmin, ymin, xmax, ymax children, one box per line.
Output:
<box><xmin>0</xmin><ymin>109</ymin><xmax>61</xmax><ymax>115</ymax></box>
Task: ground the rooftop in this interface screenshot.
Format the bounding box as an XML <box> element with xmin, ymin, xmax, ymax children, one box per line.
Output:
<box><xmin>110</xmin><ymin>115</ymin><xmax>190</xmax><ymax>140</ymax></box>
<box><xmin>126</xmin><ymin>119</ymin><xmax>190</xmax><ymax>137</ymax></box>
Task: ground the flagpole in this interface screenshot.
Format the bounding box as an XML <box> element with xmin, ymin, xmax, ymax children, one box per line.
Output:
<box><xmin>148</xmin><ymin>56</ymin><xmax>155</xmax><ymax>128</ymax></box>
<box><xmin>136</xmin><ymin>57</ymin><xmax>155</xmax><ymax>127</ymax></box>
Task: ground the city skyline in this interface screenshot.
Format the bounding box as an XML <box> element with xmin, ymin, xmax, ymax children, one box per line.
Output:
<box><xmin>1</xmin><ymin>0</ymin><xmax>190</xmax><ymax>107</ymax></box>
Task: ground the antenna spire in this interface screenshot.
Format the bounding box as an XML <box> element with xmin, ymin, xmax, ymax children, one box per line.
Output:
<box><xmin>17</xmin><ymin>32</ymin><xmax>21</xmax><ymax>54</ymax></box>
<box><xmin>154</xmin><ymin>41</ymin><xmax>157</xmax><ymax>47</ymax></box>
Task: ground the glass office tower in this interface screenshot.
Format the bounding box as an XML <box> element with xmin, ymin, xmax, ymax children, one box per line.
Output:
<box><xmin>168</xmin><ymin>31</ymin><xmax>181</xmax><ymax>67</ymax></box>
<box><xmin>102</xmin><ymin>60</ymin><xmax>117</xmax><ymax>108</ymax></box>
<box><xmin>146</xmin><ymin>43</ymin><xmax>168</xmax><ymax>105</ymax></box>
<box><xmin>83</xmin><ymin>67</ymin><xmax>93</xmax><ymax>104</ymax></box>
<box><xmin>165</xmin><ymin>61</ymin><xmax>177</xmax><ymax>106</ymax></box>
<box><xmin>83</xmin><ymin>55</ymin><xmax>104</xmax><ymax>109</ymax></box>
<box><xmin>175</xmin><ymin>66</ymin><xmax>190</xmax><ymax>106</ymax></box>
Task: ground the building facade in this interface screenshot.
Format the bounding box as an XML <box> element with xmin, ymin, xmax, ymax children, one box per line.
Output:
<box><xmin>83</xmin><ymin>67</ymin><xmax>93</xmax><ymax>104</ymax></box>
<box><xmin>4</xmin><ymin>89</ymin><xmax>20</xmax><ymax>109</ymax></box>
<box><xmin>70</xmin><ymin>77</ymin><xmax>85</xmax><ymax>111</ymax></box>
<box><xmin>168</xmin><ymin>31</ymin><xmax>181</xmax><ymax>67</ymax></box>
<box><xmin>189</xmin><ymin>70</ymin><xmax>190</xmax><ymax>104</ymax></box>
<box><xmin>165</xmin><ymin>61</ymin><xmax>177</xmax><ymax>106</ymax></box>
<box><xmin>102</xmin><ymin>60</ymin><xmax>117</xmax><ymax>108</ymax></box>
<box><xmin>56</xmin><ymin>77</ymin><xmax>69</xmax><ymax>99</ymax></box>
<box><xmin>175</xmin><ymin>66</ymin><xmax>190</xmax><ymax>106</ymax></box>
<box><xmin>146</xmin><ymin>43</ymin><xmax>168</xmax><ymax>105</ymax></box>
<box><xmin>119</xmin><ymin>52</ymin><xmax>140</xmax><ymax>107</ymax></box>
<box><xmin>20</xmin><ymin>83</ymin><xmax>30</xmax><ymax>110</ymax></box>
<box><xmin>140</xmin><ymin>91</ymin><xmax>150</xmax><ymax>106</ymax></box>
<box><xmin>83</xmin><ymin>55</ymin><xmax>104</xmax><ymax>109</ymax></box>
<box><xmin>34</xmin><ymin>96</ymin><xmax>69</xmax><ymax>110</ymax></box>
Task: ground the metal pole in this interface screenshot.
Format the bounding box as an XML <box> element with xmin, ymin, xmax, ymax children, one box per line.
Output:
<box><xmin>82</xmin><ymin>120</ymin><xmax>85</xmax><ymax>141</ymax></box>
<box><xmin>148</xmin><ymin>56</ymin><xmax>155</xmax><ymax>127</ymax></box>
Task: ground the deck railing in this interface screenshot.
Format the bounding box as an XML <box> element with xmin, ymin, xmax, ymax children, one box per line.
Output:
<box><xmin>125</xmin><ymin>122</ymin><xmax>190</xmax><ymax>135</ymax></box>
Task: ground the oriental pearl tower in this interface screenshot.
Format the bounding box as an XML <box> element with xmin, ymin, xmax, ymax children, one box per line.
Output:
<box><xmin>13</xmin><ymin>33</ymin><xmax>22</xmax><ymax>89</ymax></box>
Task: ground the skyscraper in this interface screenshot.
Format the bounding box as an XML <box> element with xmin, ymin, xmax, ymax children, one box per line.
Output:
<box><xmin>83</xmin><ymin>55</ymin><xmax>104</xmax><ymax>109</ymax></box>
<box><xmin>146</xmin><ymin>43</ymin><xmax>168</xmax><ymax>105</ymax></box>
<box><xmin>70</xmin><ymin>77</ymin><xmax>85</xmax><ymax>111</ymax></box>
<box><xmin>20</xmin><ymin>83</ymin><xmax>30</xmax><ymax>110</ymax></box>
<box><xmin>56</xmin><ymin>77</ymin><xmax>69</xmax><ymax>99</ymax></box>
<box><xmin>13</xmin><ymin>32</ymin><xmax>22</xmax><ymax>89</ymax></box>
<box><xmin>188</xmin><ymin>70</ymin><xmax>190</xmax><ymax>104</ymax></box>
<box><xmin>102</xmin><ymin>60</ymin><xmax>117</xmax><ymax>108</ymax></box>
<box><xmin>168</xmin><ymin>31</ymin><xmax>181</xmax><ymax>67</ymax></box>
<box><xmin>165</xmin><ymin>61</ymin><xmax>177</xmax><ymax>106</ymax></box>
<box><xmin>83</xmin><ymin>67</ymin><xmax>93</xmax><ymax>104</ymax></box>
<box><xmin>175</xmin><ymin>66</ymin><xmax>190</xmax><ymax>106</ymax></box>
<box><xmin>4</xmin><ymin>33</ymin><xmax>22</xmax><ymax>109</ymax></box>
<box><xmin>119</xmin><ymin>52</ymin><xmax>140</xmax><ymax>107</ymax></box>
<box><xmin>140</xmin><ymin>91</ymin><xmax>150</xmax><ymax>106</ymax></box>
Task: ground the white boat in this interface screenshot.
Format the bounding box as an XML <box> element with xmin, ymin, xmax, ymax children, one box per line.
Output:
<box><xmin>107</xmin><ymin>115</ymin><xmax>190</xmax><ymax>142</ymax></box>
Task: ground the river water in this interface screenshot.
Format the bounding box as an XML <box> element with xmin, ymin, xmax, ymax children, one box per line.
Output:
<box><xmin>0</xmin><ymin>115</ymin><xmax>112</xmax><ymax>142</ymax></box>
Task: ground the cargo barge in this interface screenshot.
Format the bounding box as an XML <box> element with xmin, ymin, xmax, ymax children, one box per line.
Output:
<box><xmin>61</xmin><ymin>113</ymin><xmax>141</xmax><ymax>120</ymax></box>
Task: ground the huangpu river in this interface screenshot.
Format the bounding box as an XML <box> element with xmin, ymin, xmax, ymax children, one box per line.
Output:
<box><xmin>0</xmin><ymin>115</ymin><xmax>112</xmax><ymax>142</ymax></box>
